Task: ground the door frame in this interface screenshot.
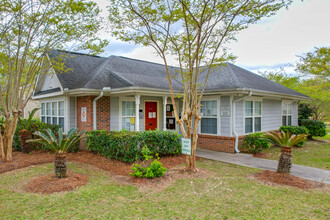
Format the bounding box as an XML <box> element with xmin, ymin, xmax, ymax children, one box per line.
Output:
<box><xmin>144</xmin><ymin>100</ymin><xmax>159</xmax><ymax>130</ymax></box>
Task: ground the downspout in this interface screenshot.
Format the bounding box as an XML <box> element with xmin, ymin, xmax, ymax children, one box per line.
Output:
<box><xmin>232</xmin><ymin>90</ymin><xmax>252</xmax><ymax>153</ymax></box>
<box><xmin>93</xmin><ymin>87</ymin><xmax>111</xmax><ymax>130</ymax></box>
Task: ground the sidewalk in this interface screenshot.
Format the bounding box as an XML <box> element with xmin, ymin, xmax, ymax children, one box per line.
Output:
<box><xmin>196</xmin><ymin>148</ymin><xmax>330</xmax><ymax>184</ymax></box>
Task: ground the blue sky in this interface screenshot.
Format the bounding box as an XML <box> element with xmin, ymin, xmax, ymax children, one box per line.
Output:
<box><xmin>97</xmin><ymin>0</ymin><xmax>330</xmax><ymax>75</ymax></box>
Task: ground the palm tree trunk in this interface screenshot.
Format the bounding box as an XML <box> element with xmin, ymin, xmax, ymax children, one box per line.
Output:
<box><xmin>277</xmin><ymin>147</ymin><xmax>292</xmax><ymax>174</ymax></box>
<box><xmin>54</xmin><ymin>153</ymin><xmax>67</xmax><ymax>178</ymax></box>
<box><xmin>19</xmin><ymin>129</ymin><xmax>32</xmax><ymax>154</ymax></box>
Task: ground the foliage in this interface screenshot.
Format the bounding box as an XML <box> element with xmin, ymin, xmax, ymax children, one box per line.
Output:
<box><xmin>86</xmin><ymin>130</ymin><xmax>182</xmax><ymax>163</ymax></box>
<box><xmin>300</xmin><ymin>119</ymin><xmax>326</xmax><ymax>139</ymax></box>
<box><xmin>32</xmin><ymin>128</ymin><xmax>84</xmax><ymax>153</ymax></box>
<box><xmin>17</xmin><ymin>108</ymin><xmax>39</xmax><ymax>131</ymax></box>
<box><xmin>296</xmin><ymin>47</ymin><xmax>330</xmax><ymax>79</ymax></box>
<box><xmin>131</xmin><ymin>146</ymin><xmax>166</xmax><ymax>178</ymax></box>
<box><xmin>298</xmin><ymin>103</ymin><xmax>313</xmax><ymax>125</ymax></box>
<box><xmin>243</xmin><ymin>133</ymin><xmax>270</xmax><ymax>154</ymax></box>
<box><xmin>279</xmin><ymin>126</ymin><xmax>308</xmax><ymax>147</ymax></box>
<box><xmin>108</xmin><ymin>0</ymin><xmax>290</xmax><ymax>171</ymax></box>
<box><xmin>264</xmin><ymin>131</ymin><xmax>307</xmax><ymax>148</ymax></box>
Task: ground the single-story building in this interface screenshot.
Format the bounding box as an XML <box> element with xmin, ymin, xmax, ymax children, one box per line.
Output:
<box><xmin>33</xmin><ymin>50</ymin><xmax>309</xmax><ymax>153</ymax></box>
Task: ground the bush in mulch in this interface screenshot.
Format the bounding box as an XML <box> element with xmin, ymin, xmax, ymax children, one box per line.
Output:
<box><xmin>253</xmin><ymin>170</ymin><xmax>326</xmax><ymax>190</ymax></box>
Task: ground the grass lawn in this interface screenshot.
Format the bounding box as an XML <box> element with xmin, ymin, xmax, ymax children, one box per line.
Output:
<box><xmin>316</xmin><ymin>127</ymin><xmax>330</xmax><ymax>140</ymax></box>
<box><xmin>0</xmin><ymin>161</ymin><xmax>329</xmax><ymax>219</ymax></box>
<box><xmin>261</xmin><ymin>139</ymin><xmax>330</xmax><ymax>170</ymax></box>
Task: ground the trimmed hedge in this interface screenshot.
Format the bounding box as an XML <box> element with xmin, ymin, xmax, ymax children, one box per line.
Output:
<box><xmin>243</xmin><ymin>132</ymin><xmax>270</xmax><ymax>154</ymax></box>
<box><xmin>300</xmin><ymin>119</ymin><xmax>327</xmax><ymax>139</ymax></box>
<box><xmin>86</xmin><ymin>130</ymin><xmax>182</xmax><ymax>163</ymax></box>
<box><xmin>279</xmin><ymin>126</ymin><xmax>308</xmax><ymax>147</ymax></box>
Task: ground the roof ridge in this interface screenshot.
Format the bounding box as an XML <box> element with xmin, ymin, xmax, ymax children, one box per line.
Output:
<box><xmin>52</xmin><ymin>49</ymin><xmax>105</xmax><ymax>58</ymax></box>
<box><xmin>226</xmin><ymin>63</ymin><xmax>242</xmax><ymax>88</ymax></box>
<box><xmin>110</xmin><ymin>55</ymin><xmax>179</xmax><ymax>69</ymax></box>
<box><xmin>83</xmin><ymin>58</ymin><xmax>112</xmax><ymax>88</ymax></box>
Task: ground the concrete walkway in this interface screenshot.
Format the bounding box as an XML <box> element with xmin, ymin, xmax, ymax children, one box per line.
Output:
<box><xmin>196</xmin><ymin>148</ymin><xmax>330</xmax><ymax>184</ymax></box>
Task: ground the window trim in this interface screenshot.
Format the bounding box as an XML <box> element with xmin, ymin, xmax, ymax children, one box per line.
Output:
<box><xmin>119</xmin><ymin>97</ymin><xmax>136</xmax><ymax>131</ymax></box>
<box><xmin>282</xmin><ymin>101</ymin><xmax>293</xmax><ymax>126</ymax></box>
<box><xmin>199</xmin><ymin>98</ymin><xmax>220</xmax><ymax>135</ymax></box>
<box><xmin>40</xmin><ymin>100</ymin><xmax>65</xmax><ymax>130</ymax></box>
<box><xmin>244</xmin><ymin>100</ymin><xmax>262</xmax><ymax>134</ymax></box>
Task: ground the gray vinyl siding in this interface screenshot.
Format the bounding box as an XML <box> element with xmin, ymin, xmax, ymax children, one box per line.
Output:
<box><xmin>292</xmin><ymin>101</ymin><xmax>298</xmax><ymax>126</ymax></box>
<box><xmin>234</xmin><ymin>98</ymin><xmax>244</xmax><ymax>136</ymax></box>
<box><xmin>220</xmin><ymin>96</ymin><xmax>231</xmax><ymax>136</ymax></box>
<box><xmin>139</xmin><ymin>96</ymin><xmax>163</xmax><ymax>131</ymax></box>
<box><xmin>69</xmin><ymin>97</ymin><xmax>76</xmax><ymax>129</ymax></box>
<box><xmin>110</xmin><ymin>96</ymin><xmax>120</xmax><ymax>131</ymax></box>
<box><xmin>261</xmin><ymin>99</ymin><xmax>282</xmax><ymax>132</ymax></box>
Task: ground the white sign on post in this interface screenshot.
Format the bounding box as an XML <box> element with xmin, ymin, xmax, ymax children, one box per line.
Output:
<box><xmin>81</xmin><ymin>107</ymin><xmax>87</xmax><ymax>122</ymax></box>
<box><xmin>182</xmin><ymin>138</ymin><xmax>191</xmax><ymax>155</ymax></box>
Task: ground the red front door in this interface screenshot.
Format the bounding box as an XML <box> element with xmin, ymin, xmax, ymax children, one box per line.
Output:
<box><xmin>145</xmin><ymin>102</ymin><xmax>157</xmax><ymax>130</ymax></box>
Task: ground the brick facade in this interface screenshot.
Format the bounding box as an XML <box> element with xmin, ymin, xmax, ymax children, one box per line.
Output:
<box><xmin>76</xmin><ymin>96</ymin><xmax>111</xmax><ymax>132</ymax></box>
<box><xmin>197</xmin><ymin>134</ymin><xmax>236</xmax><ymax>153</ymax></box>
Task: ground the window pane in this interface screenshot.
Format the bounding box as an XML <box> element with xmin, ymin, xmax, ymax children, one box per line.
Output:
<box><xmin>59</xmin><ymin>117</ymin><xmax>64</xmax><ymax>130</ymax></box>
<box><xmin>47</xmin><ymin>117</ymin><xmax>51</xmax><ymax>124</ymax></box>
<box><xmin>245</xmin><ymin>101</ymin><xmax>253</xmax><ymax>116</ymax></box>
<box><xmin>245</xmin><ymin>118</ymin><xmax>253</xmax><ymax>133</ymax></box>
<box><xmin>46</xmin><ymin>103</ymin><xmax>51</xmax><ymax>115</ymax></box>
<box><xmin>52</xmin><ymin>117</ymin><xmax>57</xmax><ymax>125</ymax></box>
<box><xmin>255</xmin><ymin>117</ymin><xmax>261</xmax><ymax>132</ymax></box>
<box><xmin>288</xmin><ymin>116</ymin><xmax>292</xmax><ymax>126</ymax></box>
<box><xmin>122</xmin><ymin>101</ymin><xmax>135</xmax><ymax>116</ymax></box>
<box><xmin>52</xmin><ymin>102</ymin><xmax>57</xmax><ymax>116</ymax></box>
<box><xmin>282</xmin><ymin>103</ymin><xmax>287</xmax><ymax>114</ymax></box>
<box><xmin>41</xmin><ymin>103</ymin><xmax>45</xmax><ymax>115</ymax></box>
<box><xmin>59</xmin><ymin>101</ymin><xmax>64</xmax><ymax>116</ymax></box>
<box><xmin>288</xmin><ymin>104</ymin><xmax>292</xmax><ymax>114</ymax></box>
<box><xmin>122</xmin><ymin>117</ymin><xmax>135</xmax><ymax>131</ymax></box>
<box><xmin>282</xmin><ymin>116</ymin><xmax>287</xmax><ymax>126</ymax></box>
<box><xmin>201</xmin><ymin>100</ymin><xmax>217</xmax><ymax>117</ymax></box>
<box><xmin>201</xmin><ymin>118</ymin><xmax>217</xmax><ymax>134</ymax></box>
<box><xmin>255</xmin><ymin>101</ymin><xmax>261</xmax><ymax>116</ymax></box>
<box><xmin>41</xmin><ymin>116</ymin><xmax>45</xmax><ymax>123</ymax></box>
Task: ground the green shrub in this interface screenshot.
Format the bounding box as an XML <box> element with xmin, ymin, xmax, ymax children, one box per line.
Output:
<box><xmin>243</xmin><ymin>132</ymin><xmax>270</xmax><ymax>154</ymax></box>
<box><xmin>86</xmin><ymin>130</ymin><xmax>182</xmax><ymax>163</ymax></box>
<box><xmin>279</xmin><ymin>126</ymin><xmax>308</xmax><ymax>147</ymax></box>
<box><xmin>300</xmin><ymin>119</ymin><xmax>326</xmax><ymax>139</ymax></box>
<box><xmin>131</xmin><ymin>146</ymin><xmax>166</xmax><ymax>178</ymax></box>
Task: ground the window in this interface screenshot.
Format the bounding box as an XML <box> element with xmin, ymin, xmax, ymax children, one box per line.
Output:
<box><xmin>40</xmin><ymin>101</ymin><xmax>65</xmax><ymax>130</ymax></box>
<box><xmin>245</xmin><ymin>101</ymin><xmax>261</xmax><ymax>133</ymax></box>
<box><xmin>122</xmin><ymin>101</ymin><xmax>135</xmax><ymax>131</ymax></box>
<box><xmin>201</xmin><ymin>100</ymin><xmax>217</xmax><ymax>134</ymax></box>
<box><xmin>282</xmin><ymin>102</ymin><xmax>292</xmax><ymax>126</ymax></box>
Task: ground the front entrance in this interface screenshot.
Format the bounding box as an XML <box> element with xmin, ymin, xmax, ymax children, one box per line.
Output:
<box><xmin>145</xmin><ymin>102</ymin><xmax>157</xmax><ymax>130</ymax></box>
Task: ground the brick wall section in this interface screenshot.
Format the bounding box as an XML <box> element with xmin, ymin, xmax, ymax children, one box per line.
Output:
<box><xmin>197</xmin><ymin>134</ymin><xmax>235</xmax><ymax>153</ymax></box>
<box><xmin>77</xmin><ymin>96</ymin><xmax>95</xmax><ymax>132</ymax></box>
<box><xmin>96</xmin><ymin>96</ymin><xmax>110</xmax><ymax>131</ymax></box>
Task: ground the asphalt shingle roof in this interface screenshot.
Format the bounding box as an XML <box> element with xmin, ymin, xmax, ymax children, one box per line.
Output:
<box><xmin>47</xmin><ymin>50</ymin><xmax>307</xmax><ymax>98</ymax></box>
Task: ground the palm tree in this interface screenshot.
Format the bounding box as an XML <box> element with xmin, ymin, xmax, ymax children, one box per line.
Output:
<box><xmin>18</xmin><ymin>108</ymin><xmax>39</xmax><ymax>153</ymax></box>
<box><xmin>32</xmin><ymin>128</ymin><xmax>84</xmax><ymax>178</ymax></box>
<box><xmin>264</xmin><ymin>131</ymin><xmax>306</xmax><ymax>174</ymax></box>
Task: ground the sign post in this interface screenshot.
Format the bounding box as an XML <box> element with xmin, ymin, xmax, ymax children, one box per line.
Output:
<box><xmin>182</xmin><ymin>138</ymin><xmax>191</xmax><ymax>155</ymax></box>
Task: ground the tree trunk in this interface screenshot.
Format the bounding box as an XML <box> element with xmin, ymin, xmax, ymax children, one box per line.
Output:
<box><xmin>185</xmin><ymin>115</ymin><xmax>200</xmax><ymax>172</ymax></box>
<box><xmin>19</xmin><ymin>129</ymin><xmax>32</xmax><ymax>154</ymax></box>
<box><xmin>277</xmin><ymin>147</ymin><xmax>292</xmax><ymax>174</ymax></box>
<box><xmin>54</xmin><ymin>153</ymin><xmax>67</xmax><ymax>178</ymax></box>
<box><xmin>0</xmin><ymin>114</ymin><xmax>19</xmax><ymax>161</ymax></box>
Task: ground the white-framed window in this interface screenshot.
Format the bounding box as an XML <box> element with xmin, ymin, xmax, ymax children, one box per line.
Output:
<box><xmin>282</xmin><ymin>102</ymin><xmax>292</xmax><ymax>126</ymax></box>
<box><xmin>200</xmin><ymin>100</ymin><xmax>217</xmax><ymax>134</ymax></box>
<box><xmin>121</xmin><ymin>101</ymin><xmax>135</xmax><ymax>131</ymax></box>
<box><xmin>40</xmin><ymin>101</ymin><xmax>65</xmax><ymax>129</ymax></box>
<box><xmin>245</xmin><ymin>100</ymin><xmax>262</xmax><ymax>133</ymax></box>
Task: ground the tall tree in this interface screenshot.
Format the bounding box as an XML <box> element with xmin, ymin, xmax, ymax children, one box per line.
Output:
<box><xmin>0</xmin><ymin>0</ymin><xmax>107</xmax><ymax>161</ymax></box>
<box><xmin>108</xmin><ymin>0</ymin><xmax>291</xmax><ymax>171</ymax></box>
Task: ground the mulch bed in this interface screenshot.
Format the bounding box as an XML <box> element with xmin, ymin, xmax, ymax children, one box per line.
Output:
<box><xmin>253</xmin><ymin>170</ymin><xmax>327</xmax><ymax>190</ymax></box>
<box><xmin>24</xmin><ymin>172</ymin><xmax>89</xmax><ymax>194</ymax></box>
<box><xmin>0</xmin><ymin>150</ymin><xmax>189</xmax><ymax>176</ymax></box>
<box><xmin>252</xmin><ymin>152</ymin><xmax>269</xmax><ymax>158</ymax></box>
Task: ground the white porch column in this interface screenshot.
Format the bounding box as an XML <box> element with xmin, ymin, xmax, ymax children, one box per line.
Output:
<box><xmin>135</xmin><ymin>95</ymin><xmax>140</xmax><ymax>131</ymax></box>
<box><xmin>163</xmin><ymin>96</ymin><xmax>167</xmax><ymax>131</ymax></box>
